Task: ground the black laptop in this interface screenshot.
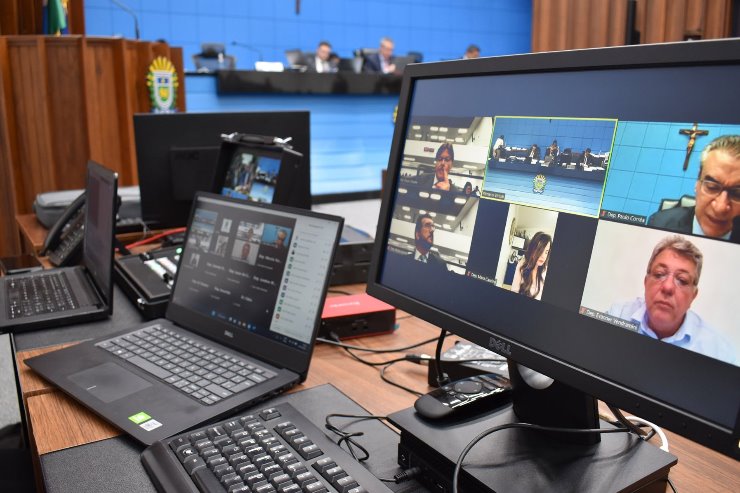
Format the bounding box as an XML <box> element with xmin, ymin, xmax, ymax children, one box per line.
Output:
<box><xmin>26</xmin><ymin>193</ymin><xmax>343</xmax><ymax>445</ymax></box>
<box><xmin>0</xmin><ymin>161</ymin><xmax>117</xmax><ymax>333</ymax></box>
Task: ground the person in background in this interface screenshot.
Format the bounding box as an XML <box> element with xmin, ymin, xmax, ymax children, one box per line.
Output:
<box><xmin>307</xmin><ymin>40</ymin><xmax>336</xmax><ymax>73</ymax></box>
<box><xmin>463</xmin><ymin>44</ymin><xmax>480</xmax><ymax>59</ymax></box>
<box><xmin>412</xmin><ymin>214</ymin><xmax>447</xmax><ymax>270</ymax></box>
<box><xmin>363</xmin><ymin>37</ymin><xmax>396</xmax><ymax>74</ymax></box>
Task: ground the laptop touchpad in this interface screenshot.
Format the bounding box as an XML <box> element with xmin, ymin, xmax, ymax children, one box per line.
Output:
<box><xmin>69</xmin><ymin>362</ymin><xmax>152</xmax><ymax>403</ymax></box>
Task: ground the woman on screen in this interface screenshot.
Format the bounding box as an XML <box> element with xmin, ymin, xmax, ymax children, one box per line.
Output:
<box><xmin>510</xmin><ymin>232</ymin><xmax>551</xmax><ymax>300</ymax></box>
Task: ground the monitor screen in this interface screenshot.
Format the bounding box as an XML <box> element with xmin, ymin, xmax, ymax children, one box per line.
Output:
<box><xmin>367</xmin><ymin>39</ymin><xmax>740</xmax><ymax>458</ymax></box>
<box><xmin>221</xmin><ymin>147</ymin><xmax>281</xmax><ymax>203</ymax></box>
<box><xmin>134</xmin><ymin>111</ymin><xmax>310</xmax><ymax>229</ymax></box>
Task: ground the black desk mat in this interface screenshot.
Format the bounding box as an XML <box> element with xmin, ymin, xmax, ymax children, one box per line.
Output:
<box><xmin>40</xmin><ymin>383</ymin><xmax>424</xmax><ymax>493</ymax></box>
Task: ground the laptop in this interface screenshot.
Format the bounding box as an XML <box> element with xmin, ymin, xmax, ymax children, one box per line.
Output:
<box><xmin>26</xmin><ymin>193</ymin><xmax>343</xmax><ymax>445</ymax></box>
<box><xmin>0</xmin><ymin>161</ymin><xmax>117</xmax><ymax>333</ymax></box>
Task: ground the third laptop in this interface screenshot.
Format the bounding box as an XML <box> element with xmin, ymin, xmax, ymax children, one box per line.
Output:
<box><xmin>26</xmin><ymin>192</ymin><xmax>343</xmax><ymax>445</ymax></box>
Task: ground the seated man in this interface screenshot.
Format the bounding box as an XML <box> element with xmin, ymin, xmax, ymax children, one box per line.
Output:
<box><xmin>362</xmin><ymin>37</ymin><xmax>396</xmax><ymax>74</ymax></box>
<box><xmin>607</xmin><ymin>235</ymin><xmax>734</xmax><ymax>364</ymax></box>
<box><xmin>648</xmin><ymin>135</ymin><xmax>739</xmax><ymax>242</ymax></box>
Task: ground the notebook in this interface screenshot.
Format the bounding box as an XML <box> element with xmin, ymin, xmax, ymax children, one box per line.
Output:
<box><xmin>0</xmin><ymin>161</ymin><xmax>117</xmax><ymax>333</ymax></box>
<box><xmin>26</xmin><ymin>193</ymin><xmax>343</xmax><ymax>445</ymax></box>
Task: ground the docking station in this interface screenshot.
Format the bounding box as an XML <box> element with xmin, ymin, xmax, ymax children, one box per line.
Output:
<box><xmin>320</xmin><ymin>293</ymin><xmax>396</xmax><ymax>340</ymax></box>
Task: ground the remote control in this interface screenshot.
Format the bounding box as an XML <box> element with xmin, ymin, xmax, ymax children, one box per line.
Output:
<box><xmin>414</xmin><ymin>373</ymin><xmax>512</xmax><ymax>420</ymax></box>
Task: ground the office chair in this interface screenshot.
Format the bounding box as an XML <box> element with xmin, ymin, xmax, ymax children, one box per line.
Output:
<box><xmin>658</xmin><ymin>194</ymin><xmax>696</xmax><ymax>211</ymax></box>
<box><xmin>192</xmin><ymin>43</ymin><xmax>236</xmax><ymax>72</ymax></box>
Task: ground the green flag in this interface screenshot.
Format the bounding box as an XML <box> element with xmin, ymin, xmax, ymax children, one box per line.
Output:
<box><xmin>46</xmin><ymin>0</ymin><xmax>68</xmax><ymax>35</ymax></box>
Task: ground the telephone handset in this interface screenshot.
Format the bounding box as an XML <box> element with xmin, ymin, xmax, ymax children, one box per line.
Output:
<box><xmin>40</xmin><ymin>192</ymin><xmax>86</xmax><ymax>267</ymax></box>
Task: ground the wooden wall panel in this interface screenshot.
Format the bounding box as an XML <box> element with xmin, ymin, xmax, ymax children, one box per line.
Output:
<box><xmin>84</xmin><ymin>39</ymin><xmax>129</xmax><ymax>183</ymax></box>
<box><xmin>0</xmin><ymin>38</ymin><xmax>21</xmax><ymax>254</ymax></box>
<box><xmin>7</xmin><ymin>38</ymin><xmax>56</xmax><ymax>210</ymax></box>
<box><xmin>0</xmin><ymin>36</ymin><xmax>186</xmax><ymax>257</ymax></box>
<box><xmin>45</xmin><ymin>37</ymin><xmax>89</xmax><ymax>190</ymax></box>
<box><xmin>532</xmin><ymin>0</ymin><xmax>733</xmax><ymax>52</ymax></box>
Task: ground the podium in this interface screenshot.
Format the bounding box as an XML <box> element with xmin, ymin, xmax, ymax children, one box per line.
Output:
<box><xmin>0</xmin><ymin>36</ymin><xmax>185</xmax><ymax>257</ymax></box>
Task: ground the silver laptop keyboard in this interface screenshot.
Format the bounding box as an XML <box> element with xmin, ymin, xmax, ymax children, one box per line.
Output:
<box><xmin>6</xmin><ymin>272</ymin><xmax>78</xmax><ymax>319</ymax></box>
<box><xmin>95</xmin><ymin>325</ymin><xmax>276</xmax><ymax>406</ymax></box>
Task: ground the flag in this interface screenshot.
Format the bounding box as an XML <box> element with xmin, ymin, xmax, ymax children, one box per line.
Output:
<box><xmin>43</xmin><ymin>0</ymin><xmax>69</xmax><ymax>36</ymax></box>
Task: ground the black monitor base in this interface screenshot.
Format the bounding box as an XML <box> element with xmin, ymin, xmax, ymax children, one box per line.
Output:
<box><xmin>388</xmin><ymin>404</ymin><xmax>677</xmax><ymax>493</ymax></box>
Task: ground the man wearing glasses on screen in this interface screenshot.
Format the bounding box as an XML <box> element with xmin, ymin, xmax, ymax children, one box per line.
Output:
<box><xmin>648</xmin><ymin>135</ymin><xmax>740</xmax><ymax>243</ymax></box>
<box><xmin>607</xmin><ymin>235</ymin><xmax>735</xmax><ymax>364</ymax></box>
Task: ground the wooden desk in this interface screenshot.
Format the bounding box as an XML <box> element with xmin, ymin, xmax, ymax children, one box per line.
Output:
<box><xmin>14</xmin><ymin>286</ymin><xmax>740</xmax><ymax>492</ymax></box>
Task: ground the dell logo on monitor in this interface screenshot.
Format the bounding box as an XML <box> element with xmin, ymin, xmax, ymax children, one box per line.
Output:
<box><xmin>489</xmin><ymin>336</ymin><xmax>511</xmax><ymax>356</ymax></box>
<box><xmin>224</xmin><ymin>330</ymin><xmax>234</xmax><ymax>338</ymax></box>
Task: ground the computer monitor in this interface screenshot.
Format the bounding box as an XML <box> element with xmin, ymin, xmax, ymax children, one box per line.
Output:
<box><xmin>212</xmin><ymin>136</ymin><xmax>309</xmax><ymax>207</ymax></box>
<box><xmin>367</xmin><ymin>37</ymin><xmax>740</xmax><ymax>462</ymax></box>
<box><xmin>134</xmin><ymin>111</ymin><xmax>310</xmax><ymax>229</ymax></box>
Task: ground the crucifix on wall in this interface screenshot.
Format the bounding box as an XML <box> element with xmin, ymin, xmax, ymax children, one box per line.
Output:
<box><xmin>679</xmin><ymin>123</ymin><xmax>708</xmax><ymax>171</ymax></box>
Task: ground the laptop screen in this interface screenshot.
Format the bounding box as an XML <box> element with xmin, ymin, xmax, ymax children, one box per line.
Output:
<box><xmin>170</xmin><ymin>195</ymin><xmax>341</xmax><ymax>354</ymax></box>
<box><xmin>82</xmin><ymin>161</ymin><xmax>118</xmax><ymax>306</ymax></box>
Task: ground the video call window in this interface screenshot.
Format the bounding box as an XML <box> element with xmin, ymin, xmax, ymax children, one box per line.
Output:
<box><xmin>221</xmin><ymin>149</ymin><xmax>281</xmax><ymax>203</ymax></box>
<box><xmin>482</xmin><ymin>116</ymin><xmax>617</xmax><ymax>217</ymax></box>
<box><xmin>385</xmin><ymin>110</ymin><xmax>740</xmax><ymax>367</ymax></box>
<box><xmin>580</xmin><ymin>220</ymin><xmax>737</xmax><ymax>365</ymax></box>
<box><xmin>390</xmin><ymin>117</ymin><xmax>490</xmax><ymax>274</ymax></box>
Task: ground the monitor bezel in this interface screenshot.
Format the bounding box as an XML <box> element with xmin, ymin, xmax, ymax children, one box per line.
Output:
<box><xmin>366</xmin><ymin>38</ymin><xmax>740</xmax><ymax>458</ymax></box>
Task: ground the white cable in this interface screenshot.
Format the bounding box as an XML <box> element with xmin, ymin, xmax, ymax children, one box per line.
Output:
<box><xmin>625</xmin><ymin>415</ymin><xmax>669</xmax><ymax>452</ymax></box>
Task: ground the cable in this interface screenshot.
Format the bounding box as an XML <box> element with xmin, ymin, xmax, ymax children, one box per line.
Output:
<box><xmin>324</xmin><ymin>413</ymin><xmax>388</xmax><ymax>462</ymax></box>
<box><xmin>452</xmin><ymin>423</ymin><xmax>632</xmax><ymax>493</ymax></box>
<box><xmin>379</xmin><ymin>360</ymin><xmax>423</xmax><ymax>396</ymax></box>
<box><xmin>316</xmin><ymin>335</ymin><xmax>438</xmax><ymax>353</ymax></box>
<box><xmin>623</xmin><ymin>415</ymin><xmax>669</xmax><ymax>452</ymax></box>
<box><xmin>667</xmin><ymin>477</ymin><xmax>678</xmax><ymax>493</ymax></box>
<box><xmin>125</xmin><ymin>227</ymin><xmax>186</xmax><ymax>249</ymax></box>
<box><xmin>327</xmin><ymin>289</ymin><xmax>352</xmax><ymax>295</ymax></box>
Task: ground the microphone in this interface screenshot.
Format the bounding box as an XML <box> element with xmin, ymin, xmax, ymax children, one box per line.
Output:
<box><xmin>110</xmin><ymin>0</ymin><xmax>140</xmax><ymax>40</ymax></box>
<box><xmin>231</xmin><ymin>41</ymin><xmax>263</xmax><ymax>61</ymax></box>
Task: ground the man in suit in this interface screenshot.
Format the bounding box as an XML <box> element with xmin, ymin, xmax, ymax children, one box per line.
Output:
<box><xmin>417</xmin><ymin>143</ymin><xmax>458</xmax><ymax>192</ymax></box>
<box><xmin>306</xmin><ymin>41</ymin><xmax>336</xmax><ymax>73</ymax></box>
<box><xmin>363</xmin><ymin>37</ymin><xmax>396</xmax><ymax>74</ymax></box>
<box><xmin>413</xmin><ymin>214</ymin><xmax>447</xmax><ymax>270</ymax></box>
<box><xmin>579</xmin><ymin>148</ymin><xmax>595</xmax><ymax>169</ymax></box>
<box><xmin>648</xmin><ymin>135</ymin><xmax>740</xmax><ymax>242</ymax></box>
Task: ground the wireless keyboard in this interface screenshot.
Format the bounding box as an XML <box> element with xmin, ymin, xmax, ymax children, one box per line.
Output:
<box><xmin>141</xmin><ymin>402</ymin><xmax>392</xmax><ymax>493</ymax></box>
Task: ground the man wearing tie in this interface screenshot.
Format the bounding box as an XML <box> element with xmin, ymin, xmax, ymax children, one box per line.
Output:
<box><xmin>413</xmin><ymin>214</ymin><xmax>447</xmax><ymax>270</ymax></box>
<box><xmin>308</xmin><ymin>41</ymin><xmax>336</xmax><ymax>73</ymax></box>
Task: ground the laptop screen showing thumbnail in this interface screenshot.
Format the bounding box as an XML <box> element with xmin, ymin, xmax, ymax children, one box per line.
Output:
<box><xmin>171</xmin><ymin>195</ymin><xmax>338</xmax><ymax>353</ymax></box>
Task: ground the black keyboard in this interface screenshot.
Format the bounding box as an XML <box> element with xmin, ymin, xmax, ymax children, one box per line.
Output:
<box><xmin>6</xmin><ymin>272</ymin><xmax>78</xmax><ymax>319</ymax></box>
<box><xmin>141</xmin><ymin>402</ymin><xmax>391</xmax><ymax>493</ymax></box>
<box><xmin>95</xmin><ymin>325</ymin><xmax>276</xmax><ymax>406</ymax></box>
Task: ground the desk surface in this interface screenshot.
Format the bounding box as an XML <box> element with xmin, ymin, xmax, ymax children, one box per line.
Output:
<box><xmin>12</xmin><ymin>284</ymin><xmax>740</xmax><ymax>492</ymax></box>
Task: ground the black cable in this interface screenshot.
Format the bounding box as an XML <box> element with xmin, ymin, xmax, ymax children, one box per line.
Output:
<box><xmin>441</xmin><ymin>357</ymin><xmax>507</xmax><ymax>364</ymax></box>
<box><xmin>379</xmin><ymin>360</ymin><xmax>423</xmax><ymax>396</ymax></box>
<box><xmin>396</xmin><ymin>314</ymin><xmax>413</xmax><ymax>320</ymax></box>
<box><xmin>667</xmin><ymin>477</ymin><xmax>678</xmax><ymax>493</ymax></box>
<box><xmin>316</xmin><ymin>335</ymin><xmax>438</xmax><ymax>353</ymax></box>
<box><xmin>324</xmin><ymin>413</ymin><xmax>388</xmax><ymax>462</ymax></box>
<box><xmin>452</xmin><ymin>423</ymin><xmax>632</xmax><ymax>493</ymax></box>
<box><xmin>607</xmin><ymin>404</ymin><xmax>646</xmax><ymax>437</ymax></box>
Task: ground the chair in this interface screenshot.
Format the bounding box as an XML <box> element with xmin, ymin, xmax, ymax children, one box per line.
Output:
<box><xmin>659</xmin><ymin>194</ymin><xmax>696</xmax><ymax>211</ymax></box>
<box><xmin>192</xmin><ymin>43</ymin><xmax>236</xmax><ymax>72</ymax></box>
<box><xmin>284</xmin><ymin>49</ymin><xmax>308</xmax><ymax>70</ymax></box>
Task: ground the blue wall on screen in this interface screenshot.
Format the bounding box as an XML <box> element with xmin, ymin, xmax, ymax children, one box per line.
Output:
<box><xmin>85</xmin><ymin>0</ymin><xmax>532</xmax><ymax>71</ymax></box>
